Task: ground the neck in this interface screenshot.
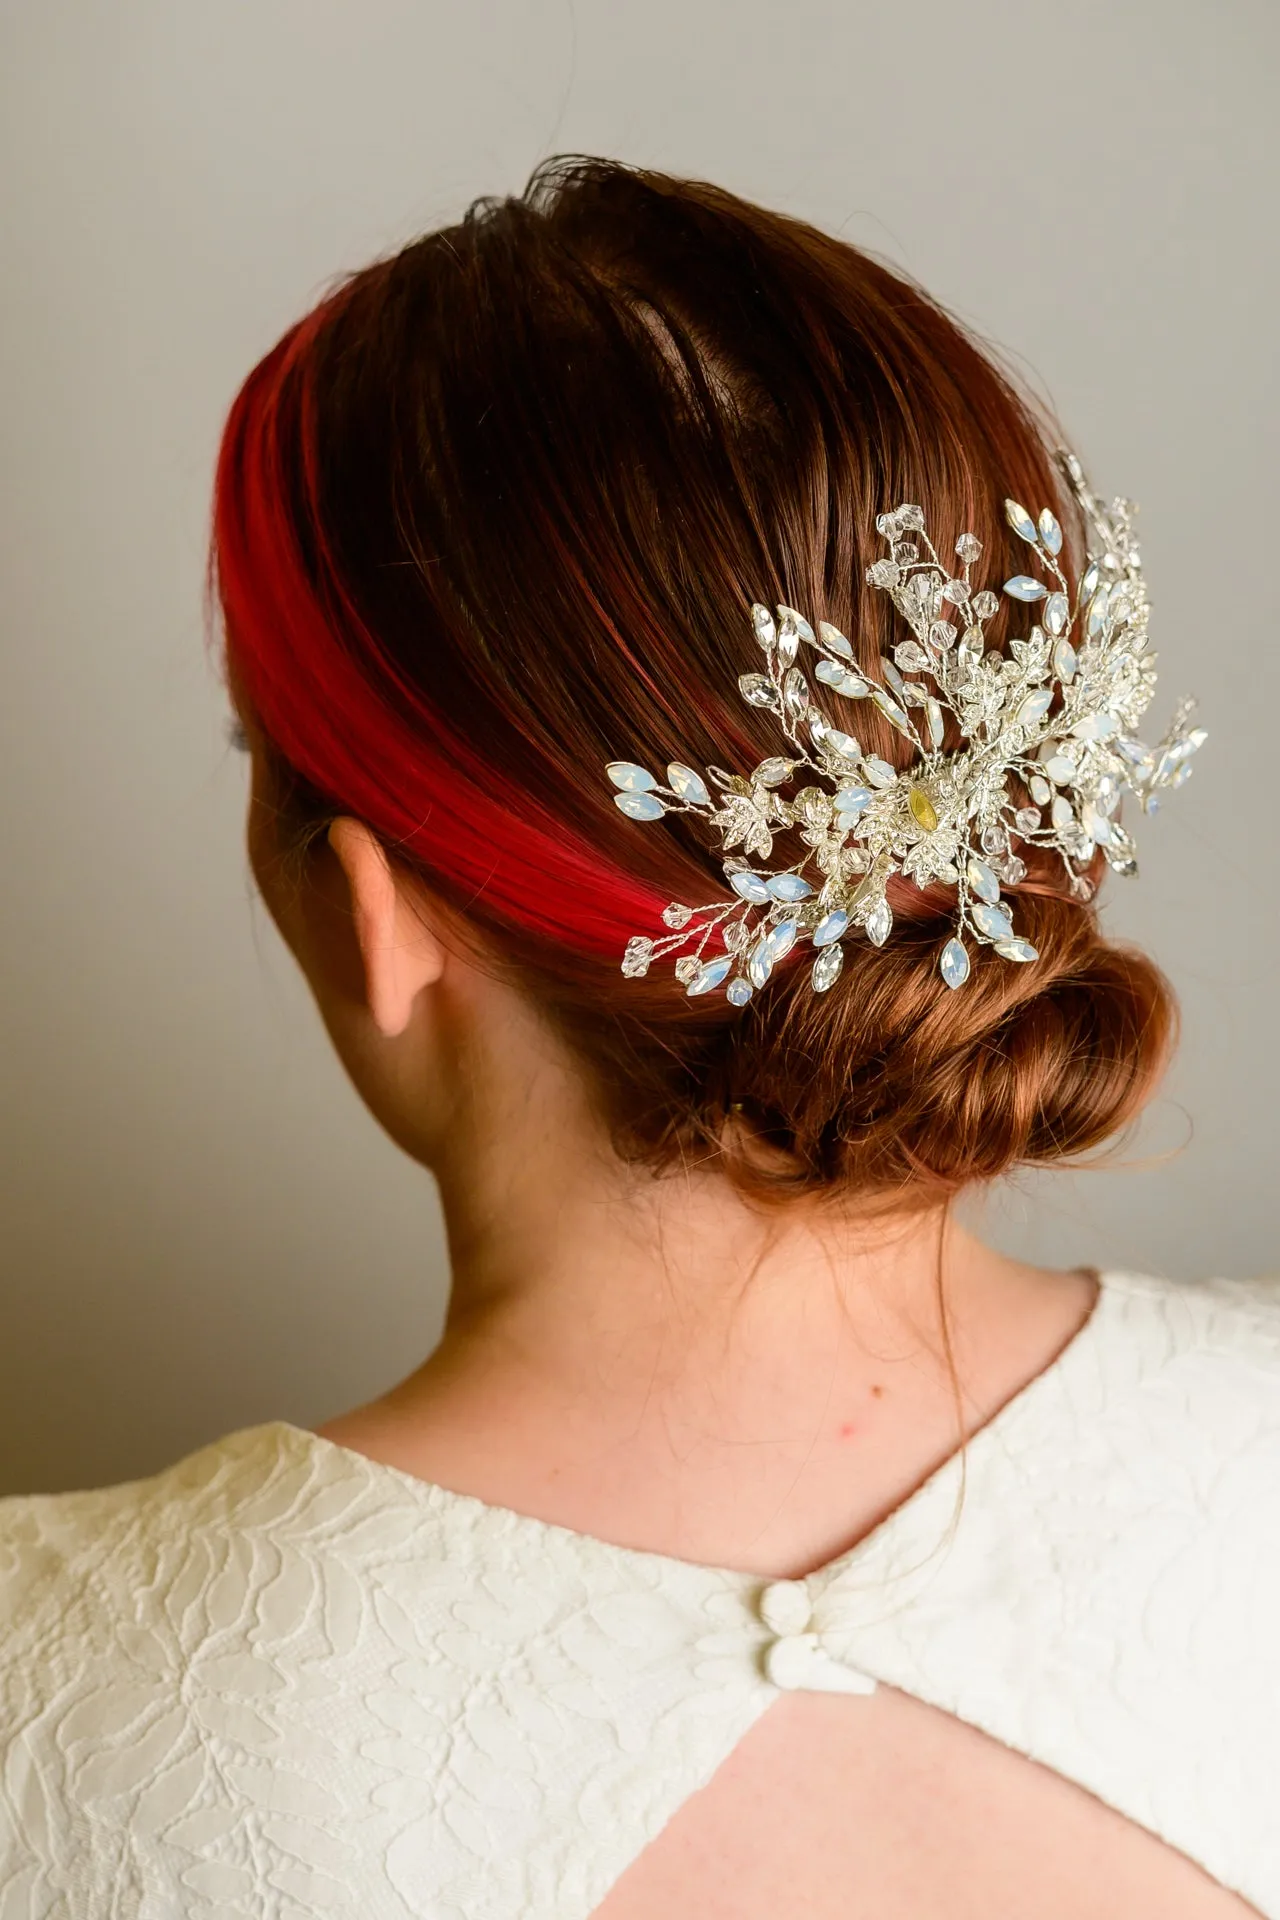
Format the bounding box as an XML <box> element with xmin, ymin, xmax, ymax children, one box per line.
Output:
<box><xmin>438</xmin><ymin>1129</ymin><xmax>962</xmax><ymax>1403</ymax></box>
<box><xmin>335</xmin><ymin>1061</ymin><xmax>1097</xmax><ymax>1573</ymax></box>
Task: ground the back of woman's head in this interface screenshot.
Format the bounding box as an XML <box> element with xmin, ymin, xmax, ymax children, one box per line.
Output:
<box><xmin>211</xmin><ymin>157</ymin><xmax>1175</xmax><ymax>1208</ymax></box>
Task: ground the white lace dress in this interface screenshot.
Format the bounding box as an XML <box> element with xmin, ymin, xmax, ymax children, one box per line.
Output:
<box><xmin>2</xmin><ymin>1267</ymin><xmax>1279</xmax><ymax>1918</ymax></box>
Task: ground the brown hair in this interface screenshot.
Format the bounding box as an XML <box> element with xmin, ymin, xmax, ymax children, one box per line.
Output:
<box><xmin>212</xmin><ymin>156</ymin><xmax>1176</xmax><ymax>1209</ymax></box>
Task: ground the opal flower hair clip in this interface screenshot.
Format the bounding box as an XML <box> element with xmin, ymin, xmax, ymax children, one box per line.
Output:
<box><xmin>605</xmin><ymin>450</ymin><xmax>1205</xmax><ymax>1003</ymax></box>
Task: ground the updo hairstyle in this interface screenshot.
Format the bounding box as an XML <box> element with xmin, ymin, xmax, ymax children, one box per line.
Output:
<box><xmin>212</xmin><ymin>158</ymin><xmax>1175</xmax><ymax>1207</ymax></box>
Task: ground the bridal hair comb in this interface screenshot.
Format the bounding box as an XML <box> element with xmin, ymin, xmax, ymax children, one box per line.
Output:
<box><xmin>605</xmin><ymin>450</ymin><xmax>1205</xmax><ymax>1003</ymax></box>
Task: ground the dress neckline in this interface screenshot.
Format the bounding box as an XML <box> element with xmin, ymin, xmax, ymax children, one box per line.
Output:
<box><xmin>265</xmin><ymin>1263</ymin><xmax>1120</xmax><ymax>1592</ymax></box>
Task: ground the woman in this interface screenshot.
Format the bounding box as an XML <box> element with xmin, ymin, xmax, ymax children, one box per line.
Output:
<box><xmin>1</xmin><ymin>159</ymin><xmax>1273</xmax><ymax>1918</ymax></box>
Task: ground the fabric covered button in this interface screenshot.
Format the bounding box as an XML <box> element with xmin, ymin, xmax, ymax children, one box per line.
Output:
<box><xmin>758</xmin><ymin>1578</ymin><xmax>812</xmax><ymax>1636</ymax></box>
<box><xmin>764</xmin><ymin>1633</ymin><xmax>878</xmax><ymax>1696</ymax></box>
<box><xmin>764</xmin><ymin>1631</ymin><xmax>820</xmax><ymax>1690</ymax></box>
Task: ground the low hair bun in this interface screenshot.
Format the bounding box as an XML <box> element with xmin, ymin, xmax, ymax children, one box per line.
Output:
<box><xmin>694</xmin><ymin>893</ymin><xmax>1177</xmax><ymax>1202</ymax></box>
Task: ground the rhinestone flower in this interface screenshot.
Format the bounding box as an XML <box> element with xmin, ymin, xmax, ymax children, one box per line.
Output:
<box><xmin>605</xmin><ymin>450</ymin><xmax>1205</xmax><ymax>1001</ymax></box>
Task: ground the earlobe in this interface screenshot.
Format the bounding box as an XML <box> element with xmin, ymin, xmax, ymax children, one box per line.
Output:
<box><xmin>326</xmin><ymin>817</ymin><xmax>445</xmax><ymax>1038</ymax></box>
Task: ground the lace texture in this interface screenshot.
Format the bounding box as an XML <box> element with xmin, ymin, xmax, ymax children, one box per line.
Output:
<box><xmin>2</xmin><ymin>1269</ymin><xmax>1279</xmax><ymax>1918</ymax></box>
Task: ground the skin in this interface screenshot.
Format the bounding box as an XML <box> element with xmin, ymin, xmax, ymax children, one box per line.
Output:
<box><xmin>236</xmin><ymin>714</ymin><xmax>1256</xmax><ymax>1916</ymax></box>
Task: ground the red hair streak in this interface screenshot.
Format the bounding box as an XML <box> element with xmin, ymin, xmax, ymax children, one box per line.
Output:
<box><xmin>213</xmin><ymin>300</ymin><xmax>668</xmax><ymax>959</ymax></box>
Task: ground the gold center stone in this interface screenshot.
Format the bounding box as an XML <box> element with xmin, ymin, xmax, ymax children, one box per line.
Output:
<box><xmin>908</xmin><ymin>785</ymin><xmax>939</xmax><ymax>832</ymax></box>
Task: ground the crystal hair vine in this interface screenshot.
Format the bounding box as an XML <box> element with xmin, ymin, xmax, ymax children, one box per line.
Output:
<box><xmin>604</xmin><ymin>450</ymin><xmax>1206</xmax><ymax>1003</ymax></box>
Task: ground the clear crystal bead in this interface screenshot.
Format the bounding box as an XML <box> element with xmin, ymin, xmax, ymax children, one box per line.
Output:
<box><xmin>971</xmin><ymin>590</ymin><xmax>999</xmax><ymax>620</ymax></box>
<box><xmin>894</xmin><ymin>641</ymin><xmax>930</xmax><ymax>672</ymax></box>
<box><xmin>893</xmin><ymin>541</ymin><xmax>919</xmax><ymax>563</ymax></box>
<box><xmin>739</xmin><ymin>673</ymin><xmax>779</xmax><ymax>708</ymax></box>
<box><xmin>754</xmin><ymin>757</ymin><xmax>793</xmax><ymax>786</ymax></box>
<box><xmin>928</xmin><ymin>620</ymin><xmax>957</xmax><ymax>649</ymax></box>
<box><xmin>940</xmin><ymin>937</ymin><xmax>970</xmax><ymax>989</ymax></box>
<box><xmin>747</xmin><ymin>936</ymin><xmax>774</xmax><ymax>989</ymax></box>
<box><xmin>940</xmin><ymin>578</ymin><xmax>969</xmax><ymax>604</ymax></box>
<box><xmin>926</xmin><ymin>699</ymin><xmax>945</xmax><ymax>749</ymax></box>
<box><xmin>998</xmin><ymin>855</ymin><xmax>1027</xmax><ymax>884</ymax></box>
<box><xmin>866</xmin><ymin>559</ymin><xmax>901</xmax><ymax>588</ymax></box>
<box><xmin>1103</xmin><ymin>840</ymin><xmax>1138</xmax><ymax>876</ymax></box>
<box><xmin>674</xmin><ymin>955</ymin><xmax>701</xmax><ymax>983</ymax></box>
<box><xmin>723</xmin><ymin>920</ymin><xmax>748</xmax><ymax>952</ymax></box>
<box><xmin>621</xmin><ymin>937</ymin><xmax>653</xmax><ymax>978</ymax></box>
<box><xmin>898</xmin><ymin>505</ymin><xmax>925</xmax><ymax>531</ymax></box>
<box><xmin>662</xmin><ymin>903</ymin><xmax>693</xmax><ymax>928</ymax></box>
<box><xmin>778</xmin><ymin>605</ymin><xmax>815</xmax><ymax>646</ymax></box>
<box><xmin>864</xmin><ymin>898</ymin><xmax>893</xmax><ymax>946</ymax></box>
<box><xmin>751</xmin><ymin>604</ymin><xmax>776</xmax><ymax>650</ymax></box>
<box><xmin>981</xmin><ymin>824</ymin><xmax>1009</xmax><ymax>855</ymax></box>
<box><xmin>783</xmin><ymin>667</ymin><xmax>810</xmax><ymax>715</ymax></box>
<box><xmin>1014</xmin><ymin>806</ymin><xmax>1041</xmax><ymax>834</ymax></box>
<box><xmin>776</xmin><ymin>612</ymin><xmax>801</xmax><ymax>664</ymax></box>
<box><xmin>955</xmin><ymin>533</ymin><xmax>982</xmax><ymax>563</ymax></box>
<box><xmin>811</xmin><ymin>942</ymin><xmax>844</xmax><ymax>992</ymax></box>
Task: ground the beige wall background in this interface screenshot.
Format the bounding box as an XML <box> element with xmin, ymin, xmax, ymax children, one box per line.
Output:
<box><xmin>2</xmin><ymin>0</ymin><xmax>1275</xmax><ymax>1497</ymax></box>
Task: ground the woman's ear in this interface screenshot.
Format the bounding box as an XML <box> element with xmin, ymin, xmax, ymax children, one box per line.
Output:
<box><xmin>325</xmin><ymin>817</ymin><xmax>446</xmax><ymax>1037</ymax></box>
